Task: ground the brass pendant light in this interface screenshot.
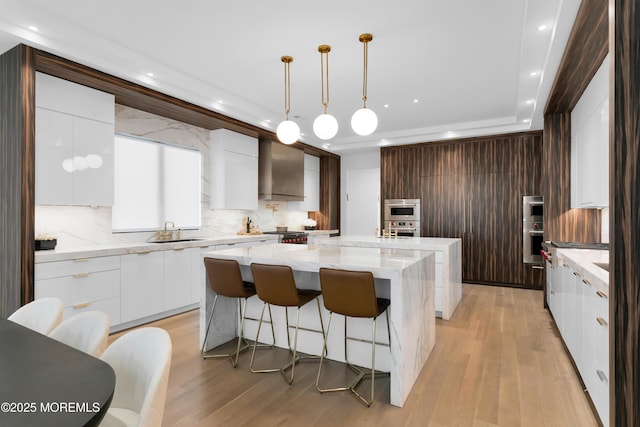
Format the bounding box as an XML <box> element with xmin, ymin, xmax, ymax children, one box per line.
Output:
<box><xmin>313</xmin><ymin>44</ymin><xmax>339</xmax><ymax>140</ymax></box>
<box><xmin>276</xmin><ymin>55</ymin><xmax>300</xmax><ymax>145</ymax></box>
<box><xmin>351</xmin><ymin>33</ymin><xmax>378</xmax><ymax>136</ymax></box>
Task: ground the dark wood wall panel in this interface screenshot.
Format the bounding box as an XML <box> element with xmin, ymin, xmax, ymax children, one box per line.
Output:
<box><xmin>545</xmin><ymin>0</ymin><xmax>609</xmax><ymax>113</ymax></box>
<box><xmin>611</xmin><ymin>0</ymin><xmax>640</xmax><ymax>424</ymax></box>
<box><xmin>309</xmin><ymin>156</ymin><xmax>340</xmax><ymax>231</ymax></box>
<box><xmin>0</xmin><ymin>45</ymin><xmax>35</xmax><ymax>317</ymax></box>
<box><xmin>542</xmin><ymin>114</ymin><xmax>601</xmax><ymax>243</ymax></box>
<box><xmin>381</xmin><ymin>131</ymin><xmax>544</xmax><ymax>289</ymax></box>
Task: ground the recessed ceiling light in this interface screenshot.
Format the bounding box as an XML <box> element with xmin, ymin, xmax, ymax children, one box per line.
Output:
<box><xmin>146</xmin><ymin>72</ymin><xmax>154</xmax><ymax>77</ymax></box>
<box><xmin>322</xmin><ymin>143</ymin><xmax>331</xmax><ymax>149</ymax></box>
<box><xmin>413</xmin><ymin>99</ymin><xmax>419</xmax><ymax>103</ymax></box>
<box><xmin>218</xmin><ymin>100</ymin><xmax>224</xmax><ymax>104</ymax></box>
<box><xmin>523</xmin><ymin>119</ymin><xmax>531</xmax><ymax>123</ymax></box>
<box><xmin>526</xmin><ymin>99</ymin><xmax>535</xmax><ymax>105</ymax></box>
<box><xmin>384</xmin><ymin>104</ymin><xmax>389</xmax><ymax>108</ymax></box>
<box><xmin>28</xmin><ymin>25</ymin><xmax>39</xmax><ymax>32</ymax></box>
<box><xmin>530</xmin><ymin>71</ymin><xmax>539</xmax><ymax>77</ymax></box>
<box><xmin>265</xmin><ymin>119</ymin><xmax>271</xmax><ymax>123</ymax></box>
<box><xmin>300</xmin><ymin>133</ymin><xmax>305</xmax><ymax>137</ymax></box>
<box><xmin>537</xmin><ymin>24</ymin><xmax>548</xmax><ymax>31</ymax></box>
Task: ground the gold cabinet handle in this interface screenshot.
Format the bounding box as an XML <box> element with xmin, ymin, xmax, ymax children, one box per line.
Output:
<box><xmin>572</xmin><ymin>271</ymin><xmax>580</xmax><ymax>276</ymax></box>
<box><xmin>596</xmin><ymin>317</ymin><xmax>608</xmax><ymax>327</ymax></box>
<box><xmin>73</xmin><ymin>302</ymin><xmax>90</xmax><ymax>309</ymax></box>
<box><xmin>596</xmin><ymin>290</ymin><xmax>608</xmax><ymax>299</ymax></box>
<box><xmin>73</xmin><ymin>258</ymin><xmax>90</xmax><ymax>262</ymax></box>
<box><xmin>582</xmin><ymin>278</ymin><xmax>590</xmax><ymax>285</ymax></box>
<box><xmin>173</xmin><ymin>248</ymin><xmax>185</xmax><ymax>251</ymax></box>
<box><xmin>73</xmin><ymin>273</ymin><xmax>90</xmax><ymax>278</ymax></box>
<box><xmin>138</xmin><ymin>251</ymin><xmax>151</xmax><ymax>255</ymax></box>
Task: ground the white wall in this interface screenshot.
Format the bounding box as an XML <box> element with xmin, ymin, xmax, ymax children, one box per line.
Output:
<box><xmin>340</xmin><ymin>149</ymin><xmax>380</xmax><ymax>235</ymax></box>
<box><xmin>35</xmin><ymin>105</ymin><xmax>308</xmax><ymax>248</ymax></box>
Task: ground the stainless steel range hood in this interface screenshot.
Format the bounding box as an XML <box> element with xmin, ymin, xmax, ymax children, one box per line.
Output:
<box><xmin>258</xmin><ymin>139</ymin><xmax>304</xmax><ymax>201</ymax></box>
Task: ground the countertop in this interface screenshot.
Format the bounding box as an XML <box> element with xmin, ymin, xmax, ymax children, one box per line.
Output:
<box><xmin>202</xmin><ymin>243</ymin><xmax>434</xmax><ymax>279</ymax></box>
<box><xmin>314</xmin><ymin>235</ymin><xmax>461</xmax><ymax>250</ymax></box>
<box><xmin>554</xmin><ymin>248</ymin><xmax>609</xmax><ymax>288</ymax></box>
<box><xmin>34</xmin><ymin>234</ymin><xmax>279</xmax><ymax>263</ymax></box>
<box><xmin>34</xmin><ymin>229</ymin><xmax>340</xmax><ymax>263</ymax></box>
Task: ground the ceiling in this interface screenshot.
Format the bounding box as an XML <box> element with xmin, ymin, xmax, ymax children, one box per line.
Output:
<box><xmin>0</xmin><ymin>0</ymin><xmax>582</xmax><ymax>153</ymax></box>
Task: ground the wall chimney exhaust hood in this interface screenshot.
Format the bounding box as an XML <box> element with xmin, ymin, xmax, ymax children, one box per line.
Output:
<box><xmin>258</xmin><ymin>139</ymin><xmax>304</xmax><ymax>201</ymax></box>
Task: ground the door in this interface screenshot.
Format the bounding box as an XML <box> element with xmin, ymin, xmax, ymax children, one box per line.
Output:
<box><xmin>345</xmin><ymin>168</ymin><xmax>380</xmax><ymax>236</ymax></box>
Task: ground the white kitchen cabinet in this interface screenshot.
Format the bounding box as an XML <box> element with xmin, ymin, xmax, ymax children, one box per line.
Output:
<box><xmin>34</xmin><ymin>255</ymin><xmax>121</xmax><ymax>328</ymax></box>
<box><xmin>210</xmin><ymin>129</ymin><xmax>258</xmax><ymax>210</ymax></box>
<box><xmin>35</xmin><ymin>72</ymin><xmax>115</xmax><ymax>206</ymax></box>
<box><xmin>163</xmin><ymin>248</ymin><xmax>193</xmax><ymax>311</ymax></box>
<box><xmin>120</xmin><ymin>251</ymin><xmax>164</xmax><ymax>323</ymax></box>
<box><xmin>547</xmin><ymin>252</ymin><xmax>609</xmax><ymax>427</ymax></box>
<box><xmin>571</xmin><ymin>55</ymin><xmax>609</xmax><ymax>208</ymax></box>
<box><xmin>288</xmin><ymin>154</ymin><xmax>320</xmax><ymax>212</ymax></box>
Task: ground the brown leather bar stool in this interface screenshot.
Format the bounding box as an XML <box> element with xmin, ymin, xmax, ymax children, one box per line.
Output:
<box><xmin>316</xmin><ymin>267</ymin><xmax>391</xmax><ymax>407</ymax></box>
<box><xmin>201</xmin><ymin>257</ymin><xmax>274</xmax><ymax>367</ymax></box>
<box><xmin>249</xmin><ymin>263</ymin><xmax>326</xmax><ymax>385</ymax></box>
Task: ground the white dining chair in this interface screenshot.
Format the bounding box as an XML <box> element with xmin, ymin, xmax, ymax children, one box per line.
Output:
<box><xmin>7</xmin><ymin>297</ymin><xmax>63</xmax><ymax>335</ymax></box>
<box><xmin>48</xmin><ymin>311</ymin><xmax>110</xmax><ymax>357</ymax></box>
<box><xmin>99</xmin><ymin>327</ymin><xmax>172</xmax><ymax>427</ymax></box>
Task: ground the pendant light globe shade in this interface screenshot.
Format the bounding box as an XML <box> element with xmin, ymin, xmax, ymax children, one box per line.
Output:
<box><xmin>276</xmin><ymin>119</ymin><xmax>300</xmax><ymax>145</ymax></box>
<box><xmin>351</xmin><ymin>107</ymin><xmax>378</xmax><ymax>136</ymax></box>
<box><xmin>313</xmin><ymin>113</ymin><xmax>339</xmax><ymax>140</ymax></box>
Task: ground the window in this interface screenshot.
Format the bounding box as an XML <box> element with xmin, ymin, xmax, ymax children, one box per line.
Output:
<box><xmin>112</xmin><ymin>134</ymin><xmax>201</xmax><ymax>232</ymax></box>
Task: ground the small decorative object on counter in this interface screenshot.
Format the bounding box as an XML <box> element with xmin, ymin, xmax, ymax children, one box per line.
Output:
<box><xmin>35</xmin><ymin>233</ymin><xmax>57</xmax><ymax>251</ymax></box>
<box><xmin>246</xmin><ymin>217</ymin><xmax>251</xmax><ymax>233</ymax></box>
<box><xmin>302</xmin><ymin>218</ymin><xmax>317</xmax><ymax>230</ymax></box>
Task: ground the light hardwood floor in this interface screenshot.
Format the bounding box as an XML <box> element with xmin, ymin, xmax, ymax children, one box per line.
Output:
<box><xmin>109</xmin><ymin>284</ymin><xmax>599</xmax><ymax>426</ymax></box>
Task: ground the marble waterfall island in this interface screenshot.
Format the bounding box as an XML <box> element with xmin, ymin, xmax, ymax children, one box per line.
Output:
<box><xmin>315</xmin><ymin>236</ymin><xmax>462</xmax><ymax>320</ymax></box>
<box><xmin>200</xmin><ymin>244</ymin><xmax>436</xmax><ymax>407</ymax></box>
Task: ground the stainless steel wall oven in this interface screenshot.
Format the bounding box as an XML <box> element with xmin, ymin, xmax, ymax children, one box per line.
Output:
<box><xmin>384</xmin><ymin>199</ymin><xmax>421</xmax><ymax>237</ymax></box>
<box><xmin>523</xmin><ymin>195</ymin><xmax>544</xmax><ymax>264</ymax></box>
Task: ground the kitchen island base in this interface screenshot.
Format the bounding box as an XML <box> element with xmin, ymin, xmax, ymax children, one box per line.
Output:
<box><xmin>199</xmin><ymin>244</ymin><xmax>435</xmax><ymax>407</ymax></box>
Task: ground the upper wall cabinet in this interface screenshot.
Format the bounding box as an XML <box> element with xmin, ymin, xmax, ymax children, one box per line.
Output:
<box><xmin>571</xmin><ymin>55</ymin><xmax>609</xmax><ymax>208</ymax></box>
<box><xmin>288</xmin><ymin>154</ymin><xmax>320</xmax><ymax>212</ymax></box>
<box><xmin>210</xmin><ymin>129</ymin><xmax>259</xmax><ymax>210</ymax></box>
<box><xmin>35</xmin><ymin>72</ymin><xmax>115</xmax><ymax>206</ymax></box>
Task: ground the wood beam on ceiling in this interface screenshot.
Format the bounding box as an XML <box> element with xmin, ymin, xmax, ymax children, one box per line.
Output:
<box><xmin>33</xmin><ymin>48</ymin><xmax>338</xmax><ymax>159</ymax></box>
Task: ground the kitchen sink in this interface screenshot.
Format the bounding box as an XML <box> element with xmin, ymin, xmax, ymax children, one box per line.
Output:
<box><xmin>150</xmin><ymin>238</ymin><xmax>203</xmax><ymax>244</ymax></box>
<box><xmin>593</xmin><ymin>262</ymin><xmax>609</xmax><ymax>272</ymax></box>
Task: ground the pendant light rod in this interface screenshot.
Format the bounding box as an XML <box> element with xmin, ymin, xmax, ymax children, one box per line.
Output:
<box><xmin>318</xmin><ymin>45</ymin><xmax>331</xmax><ymax>114</ymax></box>
<box><xmin>281</xmin><ymin>55</ymin><xmax>293</xmax><ymax>120</ymax></box>
<box><xmin>359</xmin><ymin>33</ymin><xmax>372</xmax><ymax>108</ymax></box>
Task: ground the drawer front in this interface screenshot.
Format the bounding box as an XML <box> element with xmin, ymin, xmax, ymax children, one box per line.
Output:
<box><xmin>35</xmin><ymin>270</ymin><xmax>120</xmax><ymax>307</ymax></box>
<box><xmin>62</xmin><ymin>296</ymin><xmax>121</xmax><ymax>328</ymax></box>
<box><xmin>35</xmin><ymin>255</ymin><xmax>120</xmax><ymax>280</ymax></box>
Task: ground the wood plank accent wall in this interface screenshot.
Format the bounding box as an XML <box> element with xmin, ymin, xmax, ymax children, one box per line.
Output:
<box><xmin>611</xmin><ymin>0</ymin><xmax>640</xmax><ymax>424</ymax></box>
<box><xmin>381</xmin><ymin>131</ymin><xmax>544</xmax><ymax>289</ymax></box>
<box><xmin>0</xmin><ymin>45</ymin><xmax>35</xmax><ymax>317</ymax></box>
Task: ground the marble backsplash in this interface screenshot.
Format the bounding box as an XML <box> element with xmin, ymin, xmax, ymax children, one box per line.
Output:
<box><xmin>35</xmin><ymin>105</ymin><xmax>310</xmax><ymax>248</ymax></box>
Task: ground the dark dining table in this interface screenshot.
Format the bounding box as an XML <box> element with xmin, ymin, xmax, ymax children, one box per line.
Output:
<box><xmin>0</xmin><ymin>317</ymin><xmax>115</xmax><ymax>427</ymax></box>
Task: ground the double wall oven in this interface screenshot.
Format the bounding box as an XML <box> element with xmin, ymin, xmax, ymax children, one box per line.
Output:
<box><xmin>523</xmin><ymin>195</ymin><xmax>544</xmax><ymax>264</ymax></box>
<box><xmin>384</xmin><ymin>199</ymin><xmax>421</xmax><ymax>237</ymax></box>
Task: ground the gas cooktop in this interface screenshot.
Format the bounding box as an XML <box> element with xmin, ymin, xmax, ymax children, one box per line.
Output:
<box><xmin>550</xmin><ymin>241</ymin><xmax>609</xmax><ymax>250</ymax></box>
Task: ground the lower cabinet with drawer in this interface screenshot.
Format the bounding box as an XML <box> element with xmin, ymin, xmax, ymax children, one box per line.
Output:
<box><xmin>34</xmin><ymin>255</ymin><xmax>121</xmax><ymax>328</ymax></box>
